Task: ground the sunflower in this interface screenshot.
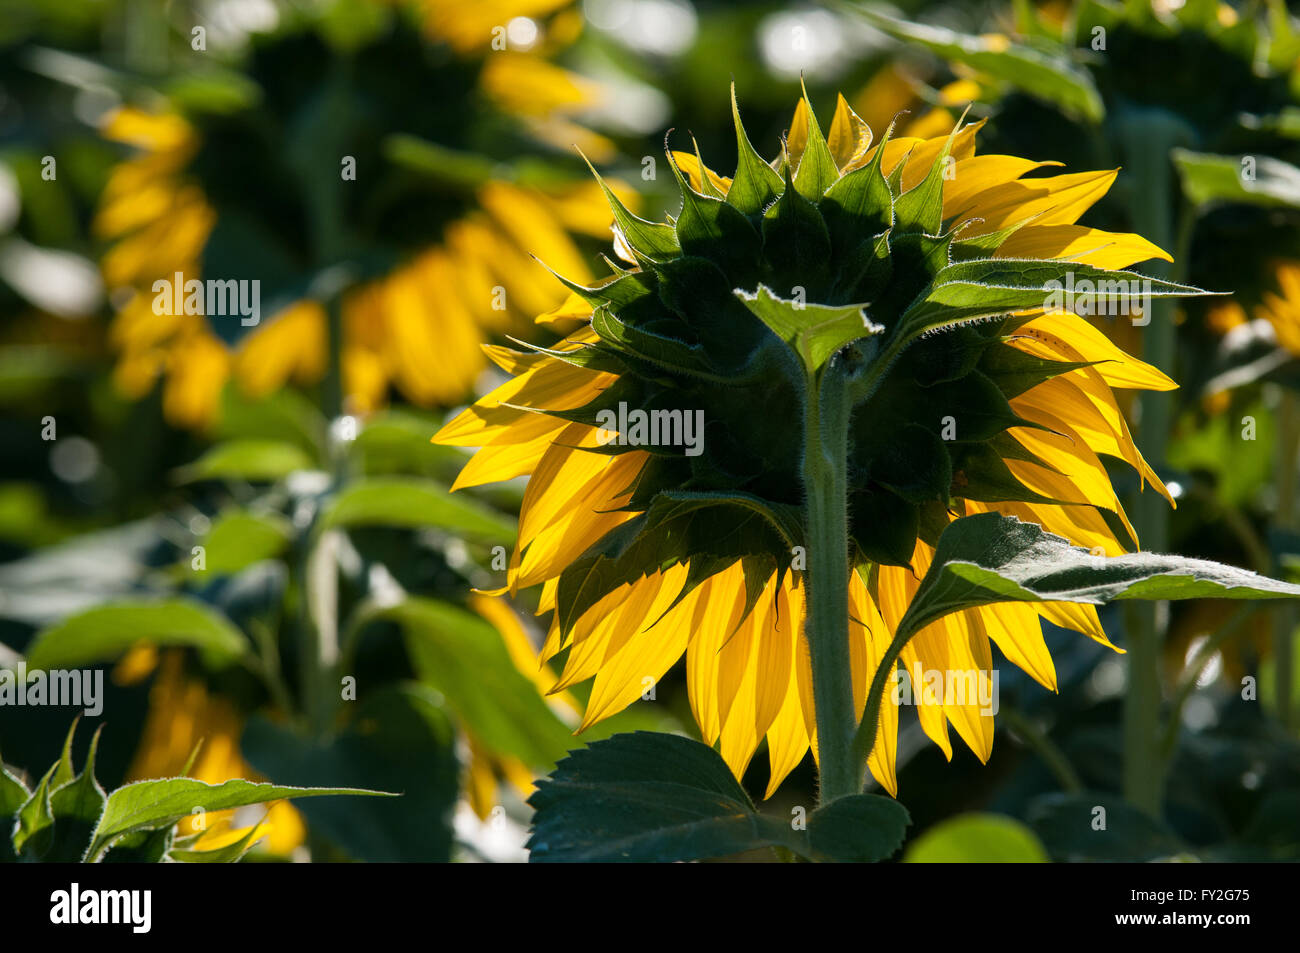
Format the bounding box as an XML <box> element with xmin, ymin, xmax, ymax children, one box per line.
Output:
<box><xmin>95</xmin><ymin>2</ymin><xmax>617</xmax><ymax>428</ymax></box>
<box><xmin>435</xmin><ymin>88</ymin><xmax>1196</xmax><ymax>798</ymax></box>
<box><xmin>119</xmin><ymin>649</ymin><xmax>306</xmax><ymax>856</ymax></box>
<box><xmin>1252</xmin><ymin>261</ymin><xmax>1300</xmax><ymax>358</ymax></box>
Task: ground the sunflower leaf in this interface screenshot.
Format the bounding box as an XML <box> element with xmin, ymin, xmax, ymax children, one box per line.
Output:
<box><xmin>528</xmin><ymin>732</ymin><xmax>909</xmax><ymax>862</ymax></box>
<box><xmin>591</xmin><ymin>304</ymin><xmax>729</xmax><ymax>382</ymax></box>
<box><xmin>581</xmin><ymin>157</ymin><xmax>680</xmax><ymax>261</ymax></box>
<box><xmin>762</xmin><ymin>166</ymin><xmax>833</xmax><ymax>296</ymax></box>
<box><xmin>528</xmin><ymin>732</ymin><xmax>792</xmax><ymax>862</ymax></box>
<box><xmin>851</xmin><ymin>8</ymin><xmax>1104</xmax><ymax>123</ymax></box>
<box><xmin>173</xmin><ymin>439</ymin><xmax>316</xmax><ymax>483</ymax></box>
<box><xmin>807</xmin><ymin>793</ymin><xmax>911</xmax><ymax>862</ymax></box>
<box><xmin>384</xmin><ymin>598</ymin><xmax>574</xmax><ymax>767</ymax></box>
<box><xmin>25</xmin><ymin>598</ymin><xmax>250</xmax><ymax>671</ymax></box>
<box><xmin>319</xmin><ymin>476</ymin><xmax>516</xmax><ymax>541</ymax></box>
<box><xmin>897</xmin><ymin>512</ymin><xmax>1300</xmax><ymax>642</ymax></box>
<box><xmin>1172</xmin><ymin>148</ymin><xmax>1300</xmax><ymax>210</ymax></box>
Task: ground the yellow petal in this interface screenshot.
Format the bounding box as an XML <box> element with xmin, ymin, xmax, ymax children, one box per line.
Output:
<box><xmin>995</xmin><ymin>223</ymin><xmax>1172</xmax><ymax>269</ymax></box>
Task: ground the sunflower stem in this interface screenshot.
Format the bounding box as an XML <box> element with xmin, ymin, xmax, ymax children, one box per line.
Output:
<box><xmin>801</xmin><ymin>361</ymin><xmax>861</xmax><ymax>804</ymax></box>
<box><xmin>1116</xmin><ymin>107</ymin><xmax>1194</xmax><ymax>817</ymax></box>
<box><xmin>1275</xmin><ymin>388</ymin><xmax>1300</xmax><ymax>731</ymax></box>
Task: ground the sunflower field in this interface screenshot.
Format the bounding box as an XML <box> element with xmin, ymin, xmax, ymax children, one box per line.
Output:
<box><xmin>2</xmin><ymin>0</ymin><xmax>1300</xmax><ymax>885</ymax></box>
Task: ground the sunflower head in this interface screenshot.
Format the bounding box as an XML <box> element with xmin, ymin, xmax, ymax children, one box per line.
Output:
<box><xmin>527</xmin><ymin>88</ymin><xmax>1184</xmax><ymax>620</ymax></box>
<box><xmin>438</xmin><ymin>87</ymin><xmax>1202</xmax><ymax>792</ymax></box>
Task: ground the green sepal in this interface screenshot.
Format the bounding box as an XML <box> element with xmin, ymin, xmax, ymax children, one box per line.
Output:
<box><xmin>792</xmin><ymin>82</ymin><xmax>840</xmax><ymax>201</ymax></box>
<box><xmin>761</xmin><ymin>165</ymin><xmax>833</xmax><ymax>297</ymax></box>
<box><xmin>580</xmin><ymin>152</ymin><xmax>680</xmax><ymax>261</ymax></box>
<box><xmin>667</xmin><ymin>150</ymin><xmax>762</xmax><ymax>280</ymax></box>
<box><xmin>820</xmin><ymin>119</ymin><xmax>896</xmax><ymax>254</ymax></box>
<box><xmin>45</xmin><ymin>725</ymin><xmax>107</xmax><ymax>863</ymax></box>
<box><xmin>726</xmin><ymin>84</ymin><xmax>785</xmax><ymax>216</ymax></box>
<box><xmin>735</xmin><ymin>284</ymin><xmax>882</xmax><ymax>375</ymax></box>
<box><xmin>892</xmin><ymin>118</ymin><xmax>963</xmax><ymax>236</ymax></box>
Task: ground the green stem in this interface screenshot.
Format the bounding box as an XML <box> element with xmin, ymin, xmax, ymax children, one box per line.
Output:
<box><xmin>1116</xmin><ymin>107</ymin><xmax>1194</xmax><ymax>817</ymax></box>
<box><xmin>802</xmin><ymin>365</ymin><xmax>860</xmax><ymax>804</ymax></box>
<box><xmin>1001</xmin><ymin>707</ymin><xmax>1083</xmax><ymax>794</ymax></box>
<box><xmin>1275</xmin><ymin>389</ymin><xmax>1300</xmax><ymax>731</ymax></box>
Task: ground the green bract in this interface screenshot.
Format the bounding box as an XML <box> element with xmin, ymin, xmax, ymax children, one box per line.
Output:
<box><xmin>523</xmin><ymin>89</ymin><xmax>1206</xmax><ymax>630</ymax></box>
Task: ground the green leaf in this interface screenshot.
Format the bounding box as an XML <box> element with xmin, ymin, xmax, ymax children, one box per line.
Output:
<box><xmin>903</xmin><ymin>813</ymin><xmax>1050</xmax><ymax>862</ymax></box>
<box><xmin>215</xmin><ymin>386</ymin><xmax>326</xmax><ymax>460</ymax></box>
<box><xmin>528</xmin><ymin>731</ymin><xmax>782</xmax><ymax>862</ymax></box>
<box><xmin>318</xmin><ymin>477</ymin><xmax>516</xmax><ymax>541</ymax></box>
<box><xmin>807</xmin><ymin>793</ymin><xmax>911</xmax><ymax>862</ymax></box>
<box><xmin>174</xmin><ymin>440</ymin><xmax>316</xmax><ymax>484</ymax></box>
<box><xmin>736</xmin><ymin>284</ymin><xmax>882</xmax><ymax>373</ymax></box>
<box><xmin>352</xmin><ymin>408</ymin><xmax>467</xmax><ymax>477</ymax></box>
<box><xmin>528</xmin><ymin>731</ymin><xmax>908</xmax><ymax>862</ymax></box>
<box><xmin>384</xmin><ymin>134</ymin><xmax>498</xmax><ymax>190</ymax></box>
<box><xmin>198</xmin><ymin>510</ymin><xmax>292</xmax><ymax>575</ymax></box>
<box><xmin>1172</xmin><ymin>148</ymin><xmax>1300</xmax><ymax>210</ymax></box>
<box><xmin>386</xmin><ymin>598</ymin><xmax>573</xmax><ymax>767</ymax></box>
<box><xmin>853</xmin><ymin>9</ymin><xmax>1104</xmax><ymax>123</ymax></box>
<box><xmin>896</xmin><ymin>512</ymin><xmax>1300</xmax><ymax>642</ymax></box>
<box><xmin>26</xmin><ymin>598</ymin><xmax>249</xmax><ymax>671</ymax></box>
<box><xmin>726</xmin><ymin>85</ymin><xmax>784</xmax><ymax>215</ymax></box>
<box><xmin>87</xmin><ymin>777</ymin><xmax>393</xmax><ymax>860</ymax></box>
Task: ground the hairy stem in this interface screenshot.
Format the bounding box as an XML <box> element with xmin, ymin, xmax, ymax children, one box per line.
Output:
<box><xmin>802</xmin><ymin>364</ymin><xmax>860</xmax><ymax>804</ymax></box>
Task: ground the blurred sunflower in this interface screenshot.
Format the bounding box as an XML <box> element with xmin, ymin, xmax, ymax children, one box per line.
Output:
<box><xmin>117</xmin><ymin>648</ymin><xmax>306</xmax><ymax>856</ymax></box>
<box><xmin>96</xmin><ymin>0</ymin><xmax>620</xmax><ymax>428</ymax></box>
<box><xmin>1252</xmin><ymin>260</ymin><xmax>1300</xmax><ymax>358</ymax></box>
<box><xmin>463</xmin><ymin>592</ymin><xmax>577</xmax><ymax>818</ymax></box>
<box><xmin>436</xmin><ymin>89</ymin><xmax>1200</xmax><ymax>796</ymax></box>
<box><xmin>1201</xmin><ymin>259</ymin><xmax>1300</xmax><ymax>401</ymax></box>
